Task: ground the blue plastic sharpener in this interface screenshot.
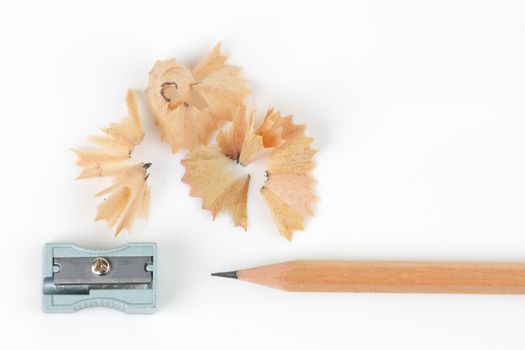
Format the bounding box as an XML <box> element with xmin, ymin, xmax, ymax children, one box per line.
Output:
<box><xmin>43</xmin><ymin>242</ymin><xmax>156</xmax><ymax>313</ymax></box>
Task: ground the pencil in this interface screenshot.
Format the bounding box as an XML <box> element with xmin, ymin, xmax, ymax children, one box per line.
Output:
<box><xmin>212</xmin><ymin>260</ymin><xmax>525</xmax><ymax>294</ymax></box>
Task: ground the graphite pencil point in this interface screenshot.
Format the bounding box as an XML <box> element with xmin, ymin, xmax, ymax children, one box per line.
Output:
<box><xmin>211</xmin><ymin>271</ymin><xmax>238</xmax><ymax>279</ymax></box>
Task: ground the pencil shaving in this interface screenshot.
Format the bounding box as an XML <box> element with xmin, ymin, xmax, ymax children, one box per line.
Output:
<box><xmin>218</xmin><ymin>106</ymin><xmax>316</xmax><ymax>239</ymax></box>
<box><xmin>216</xmin><ymin>106</ymin><xmax>269</xmax><ymax>165</ymax></box>
<box><xmin>261</xmin><ymin>136</ymin><xmax>317</xmax><ymax>240</ymax></box>
<box><xmin>74</xmin><ymin>90</ymin><xmax>151</xmax><ymax>235</ymax></box>
<box><xmin>216</xmin><ymin>106</ymin><xmax>248</xmax><ymax>160</ymax></box>
<box><xmin>95</xmin><ymin>163</ymin><xmax>151</xmax><ymax>235</ymax></box>
<box><xmin>183</xmin><ymin>106</ymin><xmax>316</xmax><ymax>238</ymax></box>
<box><xmin>217</xmin><ymin>106</ymin><xmax>303</xmax><ymax>165</ymax></box>
<box><xmin>146</xmin><ymin>43</ymin><xmax>251</xmax><ymax>153</ymax></box>
<box><xmin>181</xmin><ymin>147</ymin><xmax>250</xmax><ymax>229</ymax></box>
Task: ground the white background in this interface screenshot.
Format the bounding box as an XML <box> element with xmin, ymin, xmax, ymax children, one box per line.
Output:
<box><xmin>1</xmin><ymin>0</ymin><xmax>525</xmax><ymax>349</ymax></box>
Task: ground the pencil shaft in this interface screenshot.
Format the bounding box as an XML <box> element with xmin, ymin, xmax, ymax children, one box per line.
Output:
<box><xmin>237</xmin><ymin>260</ymin><xmax>525</xmax><ymax>294</ymax></box>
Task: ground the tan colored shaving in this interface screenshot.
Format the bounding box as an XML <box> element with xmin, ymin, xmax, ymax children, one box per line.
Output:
<box><xmin>217</xmin><ymin>106</ymin><xmax>248</xmax><ymax>160</ymax></box>
<box><xmin>261</xmin><ymin>136</ymin><xmax>317</xmax><ymax>240</ymax></box>
<box><xmin>146</xmin><ymin>43</ymin><xmax>251</xmax><ymax>153</ymax></box>
<box><xmin>74</xmin><ymin>90</ymin><xmax>151</xmax><ymax>235</ymax></box>
<box><xmin>181</xmin><ymin>147</ymin><xmax>250</xmax><ymax>229</ymax></box>
<box><xmin>183</xmin><ymin>105</ymin><xmax>315</xmax><ymax>238</ymax></box>
<box><xmin>95</xmin><ymin>163</ymin><xmax>151</xmax><ymax>234</ymax></box>
<box><xmin>217</xmin><ymin>106</ymin><xmax>304</xmax><ymax>166</ymax></box>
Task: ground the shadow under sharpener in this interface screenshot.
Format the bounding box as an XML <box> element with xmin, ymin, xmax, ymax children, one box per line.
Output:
<box><xmin>43</xmin><ymin>242</ymin><xmax>156</xmax><ymax>313</ymax></box>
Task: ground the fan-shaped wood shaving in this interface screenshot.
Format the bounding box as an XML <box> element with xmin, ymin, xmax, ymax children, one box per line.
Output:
<box><xmin>183</xmin><ymin>105</ymin><xmax>315</xmax><ymax>238</ymax></box>
<box><xmin>74</xmin><ymin>90</ymin><xmax>151</xmax><ymax>235</ymax></box>
<box><xmin>146</xmin><ymin>42</ymin><xmax>251</xmax><ymax>153</ymax></box>
<box><xmin>238</xmin><ymin>108</ymin><xmax>305</xmax><ymax>165</ymax></box>
<box><xmin>238</xmin><ymin>112</ymin><xmax>266</xmax><ymax>165</ymax></box>
<box><xmin>217</xmin><ymin>106</ymin><xmax>247</xmax><ymax>160</ymax></box>
<box><xmin>74</xmin><ymin>90</ymin><xmax>144</xmax><ymax>178</ymax></box>
<box><xmin>261</xmin><ymin>136</ymin><xmax>317</xmax><ymax>240</ymax></box>
<box><xmin>217</xmin><ymin>106</ymin><xmax>304</xmax><ymax>166</ymax></box>
<box><xmin>95</xmin><ymin>163</ymin><xmax>151</xmax><ymax>235</ymax></box>
<box><xmin>181</xmin><ymin>147</ymin><xmax>250</xmax><ymax>229</ymax></box>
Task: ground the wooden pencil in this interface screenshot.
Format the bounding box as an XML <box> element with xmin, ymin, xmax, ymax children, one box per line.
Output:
<box><xmin>212</xmin><ymin>260</ymin><xmax>525</xmax><ymax>294</ymax></box>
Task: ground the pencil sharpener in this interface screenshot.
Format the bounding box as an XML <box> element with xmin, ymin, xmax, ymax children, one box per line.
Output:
<box><xmin>43</xmin><ymin>242</ymin><xmax>156</xmax><ymax>313</ymax></box>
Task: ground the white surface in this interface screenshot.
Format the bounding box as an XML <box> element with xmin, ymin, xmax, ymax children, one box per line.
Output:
<box><xmin>1</xmin><ymin>0</ymin><xmax>525</xmax><ymax>348</ymax></box>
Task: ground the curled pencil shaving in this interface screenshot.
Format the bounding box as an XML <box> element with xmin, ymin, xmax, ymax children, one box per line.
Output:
<box><xmin>146</xmin><ymin>42</ymin><xmax>251</xmax><ymax>153</ymax></box>
<box><xmin>73</xmin><ymin>90</ymin><xmax>151</xmax><ymax>235</ymax></box>
<box><xmin>183</xmin><ymin>106</ymin><xmax>316</xmax><ymax>238</ymax></box>
<box><xmin>95</xmin><ymin>163</ymin><xmax>151</xmax><ymax>235</ymax></box>
<box><xmin>74</xmin><ymin>90</ymin><xmax>144</xmax><ymax>178</ymax></box>
<box><xmin>261</xmin><ymin>136</ymin><xmax>317</xmax><ymax>240</ymax></box>
<box><xmin>181</xmin><ymin>147</ymin><xmax>250</xmax><ymax>229</ymax></box>
<box><xmin>217</xmin><ymin>106</ymin><xmax>305</xmax><ymax>165</ymax></box>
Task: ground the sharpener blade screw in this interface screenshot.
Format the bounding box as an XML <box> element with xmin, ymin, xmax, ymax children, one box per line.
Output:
<box><xmin>91</xmin><ymin>257</ymin><xmax>111</xmax><ymax>276</ymax></box>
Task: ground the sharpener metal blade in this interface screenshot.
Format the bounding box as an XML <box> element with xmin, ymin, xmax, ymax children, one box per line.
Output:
<box><xmin>53</xmin><ymin>256</ymin><xmax>152</xmax><ymax>285</ymax></box>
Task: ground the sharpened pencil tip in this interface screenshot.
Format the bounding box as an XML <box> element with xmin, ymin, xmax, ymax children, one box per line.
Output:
<box><xmin>211</xmin><ymin>270</ymin><xmax>238</xmax><ymax>279</ymax></box>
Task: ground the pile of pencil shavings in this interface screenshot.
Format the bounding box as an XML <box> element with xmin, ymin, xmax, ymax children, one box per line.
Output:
<box><xmin>74</xmin><ymin>43</ymin><xmax>317</xmax><ymax>240</ymax></box>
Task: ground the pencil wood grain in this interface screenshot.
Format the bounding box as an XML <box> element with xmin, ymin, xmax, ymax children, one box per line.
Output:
<box><xmin>236</xmin><ymin>260</ymin><xmax>525</xmax><ymax>294</ymax></box>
